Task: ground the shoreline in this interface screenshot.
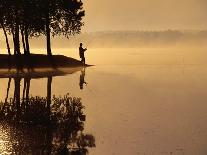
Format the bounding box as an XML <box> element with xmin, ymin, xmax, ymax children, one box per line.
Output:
<box><xmin>0</xmin><ymin>54</ymin><xmax>92</xmax><ymax>78</ymax></box>
<box><xmin>0</xmin><ymin>54</ymin><xmax>91</xmax><ymax>68</ymax></box>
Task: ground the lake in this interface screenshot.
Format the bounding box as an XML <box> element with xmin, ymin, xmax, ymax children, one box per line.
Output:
<box><xmin>0</xmin><ymin>47</ymin><xmax>207</xmax><ymax>155</ymax></box>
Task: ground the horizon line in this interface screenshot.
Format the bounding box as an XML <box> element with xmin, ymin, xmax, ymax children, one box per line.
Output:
<box><xmin>82</xmin><ymin>29</ymin><xmax>207</xmax><ymax>33</ymax></box>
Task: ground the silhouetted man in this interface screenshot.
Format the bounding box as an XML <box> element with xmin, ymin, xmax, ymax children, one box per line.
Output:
<box><xmin>79</xmin><ymin>43</ymin><xmax>87</xmax><ymax>65</ymax></box>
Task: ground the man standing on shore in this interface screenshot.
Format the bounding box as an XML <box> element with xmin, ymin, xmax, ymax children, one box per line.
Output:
<box><xmin>79</xmin><ymin>43</ymin><xmax>87</xmax><ymax>65</ymax></box>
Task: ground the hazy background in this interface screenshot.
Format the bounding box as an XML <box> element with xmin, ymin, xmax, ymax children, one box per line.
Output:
<box><xmin>83</xmin><ymin>0</ymin><xmax>207</xmax><ymax>32</ymax></box>
<box><xmin>1</xmin><ymin>0</ymin><xmax>207</xmax><ymax>50</ymax></box>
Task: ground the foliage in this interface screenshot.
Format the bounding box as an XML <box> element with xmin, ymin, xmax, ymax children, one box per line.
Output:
<box><xmin>0</xmin><ymin>0</ymin><xmax>85</xmax><ymax>55</ymax></box>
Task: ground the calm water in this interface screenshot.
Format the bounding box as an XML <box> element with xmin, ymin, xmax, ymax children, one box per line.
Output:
<box><xmin>0</xmin><ymin>48</ymin><xmax>207</xmax><ymax>155</ymax></box>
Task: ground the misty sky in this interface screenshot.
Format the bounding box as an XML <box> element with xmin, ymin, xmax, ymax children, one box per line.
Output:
<box><xmin>83</xmin><ymin>0</ymin><xmax>207</xmax><ymax>32</ymax></box>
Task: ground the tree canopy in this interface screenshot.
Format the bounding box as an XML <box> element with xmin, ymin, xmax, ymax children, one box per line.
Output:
<box><xmin>0</xmin><ymin>0</ymin><xmax>85</xmax><ymax>55</ymax></box>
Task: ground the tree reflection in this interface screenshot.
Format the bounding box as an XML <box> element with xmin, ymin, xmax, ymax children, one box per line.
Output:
<box><xmin>0</xmin><ymin>77</ymin><xmax>95</xmax><ymax>154</ymax></box>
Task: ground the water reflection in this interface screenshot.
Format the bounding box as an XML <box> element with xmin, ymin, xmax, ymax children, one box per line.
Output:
<box><xmin>79</xmin><ymin>68</ymin><xmax>87</xmax><ymax>90</ymax></box>
<box><xmin>0</xmin><ymin>73</ymin><xmax>95</xmax><ymax>154</ymax></box>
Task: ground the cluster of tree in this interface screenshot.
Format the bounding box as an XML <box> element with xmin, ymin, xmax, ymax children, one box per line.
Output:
<box><xmin>0</xmin><ymin>0</ymin><xmax>85</xmax><ymax>56</ymax></box>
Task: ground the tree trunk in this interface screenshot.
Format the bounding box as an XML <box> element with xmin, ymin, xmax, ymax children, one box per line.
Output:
<box><xmin>5</xmin><ymin>78</ymin><xmax>11</xmax><ymax>103</ymax></box>
<box><xmin>21</xmin><ymin>28</ymin><xmax>27</xmax><ymax>54</ymax></box>
<box><xmin>1</xmin><ymin>22</ymin><xmax>11</xmax><ymax>55</ymax></box>
<box><xmin>22</xmin><ymin>77</ymin><xmax>27</xmax><ymax>101</ymax></box>
<box><xmin>1</xmin><ymin>78</ymin><xmax>11</xmax><ymax>113</ymax></box>
<box><xmin>47</xmin><ymin>76</ymin><xmax>52</xmax><ymax>108</ymax></box>
<box><xmin>26</xmin><ymin>78</ymin><xmax>30</xmax><ymax>104</ymax></box>
<box><xmin>25</xmin><ymin>25</ymin><xmax>30</xmax><ymax>54</ymax></box>
<box><xmin>15</xmin><ymin>24</ymin><xmax>21</xmax><ymax>55</ymax></box>
<box><xmin>14</xmin><ymin>77</ymin><xmax>21</xmax><ymax>120</ymax></box>
<box><xmin>12</xmin><ymin>32</ymin><xmax>16</xmax><ymax>55</ymax></box>
<box><xmin>47</xmin><ymin>76</ymin><xmax>52</xmax><ymax>122</ymax></box>
<box><xmin>46</xmin><ymin>12</ymin><xmax>52</xmax><ymax>55</ymax></box>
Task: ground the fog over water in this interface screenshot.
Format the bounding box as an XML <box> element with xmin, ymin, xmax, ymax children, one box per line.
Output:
<box><xmin>1</xmin><ymin>48</ymin><xmax>207</xmax><ymax>154</ymax></box>
<box><xmin>83</xmin><ymin>0</ymin><xmax>207</xmax><ymax>31</ymax></box>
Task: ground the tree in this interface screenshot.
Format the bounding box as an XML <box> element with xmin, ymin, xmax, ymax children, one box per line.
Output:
<box><xmin>42</xmin><ymin>0</ymin><xmax>85</xmax><ymax>55</ymax></box>
<box><xmin>0</xmin><ymin>0</ymin><xmax>11</xmax><ymax>55</ymax></box>
<box><xmin>0</xmin><ymin>0</ymin><xmax>85</xmax><ymax>56</ymax></box>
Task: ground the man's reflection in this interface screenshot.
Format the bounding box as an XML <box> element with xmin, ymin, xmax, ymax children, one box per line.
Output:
<box><xmin>79</xmin><ymin>67</ymin><xmax>87</xmax><ymax>90</ymax></box>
